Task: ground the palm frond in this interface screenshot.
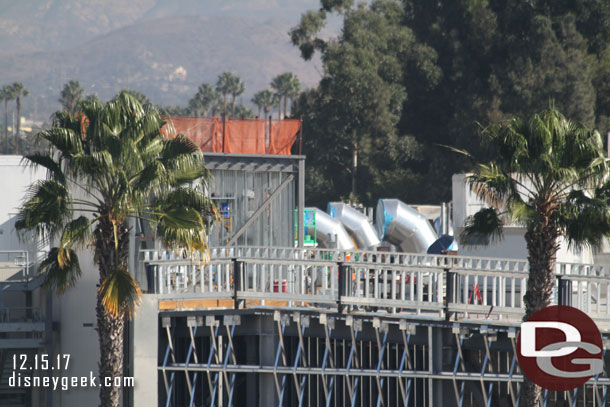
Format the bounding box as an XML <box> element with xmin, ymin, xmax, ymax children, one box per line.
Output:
<box><xmin>39</xmin><ymin>247</ymin><xmax>82</xmax><ymax>294</ymax></box>
<box><xmin>461</xmin><ymin>207</ymin><xmax>504</xmax><ymax>246</ymax></box>
<box><xmin>22</xmin><ymin>153</ymin><xmax>66</xmax><ymax>184</ymax></box>
<box><xmin>60</xmin><ymin>216</ymin><xmax>93</xmax><ymax>251</ymax></box>
<box><xmin>98</xmin><ymin>267</ymin><xmax>142</xmax><ymax>318</ymax></box>
<box><xmin>15</xmin><ymin>179</ymin><xmax>71</xmax><ymax>238</ymax></box>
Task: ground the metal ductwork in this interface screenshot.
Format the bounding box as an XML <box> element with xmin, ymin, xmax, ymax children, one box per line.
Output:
<box><xmin>327</xmin><ymin>202</ymin><xmax>380</xmax><ymax>250</ymax></box>
<box><xmin>308</xmin><ymin>208</ymin><xmax>355</xmax><ymax>250</ymax></box>
<box><xmin>375</xmin><ymin>199</ymin><xmax>437</xmax><ymax>253</ymax></box>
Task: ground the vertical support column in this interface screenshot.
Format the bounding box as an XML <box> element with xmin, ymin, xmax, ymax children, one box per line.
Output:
<box><xmin>338</xmin><ymin>262</ymin><xmax>349</xmax><ymax>313</ymax></box>
<box><xmin>233</xmin><ymin>258</ymin><xmax>242</xmax><ymax>310</ymax></box>
<box><xmin>259</xmin><ymin>314</ymin><xmax>278</xmax><ymax>407</ymax></box>
<box><xmin>428</xmin><ymin>326</ymin><xmax>445</xmax><ymax>406</ymax></box>
<box><xmin>133</xmin><ymin>295</ymin><xmax>159</xmax><ymax>407</ymax></box>
<box><xmin>558</xmin><ymin>276</ymin><xmax>572</xmax><ymax>306</ymax></box>
<box><xmin>297</xmin><ymin>157</ymin><xmax>305</xmax><ymax>249</ymax></box>
<box><xmin>45</xmin><ymin>291</ymin><xmax>53</xmax><ymax>407</ymax></box>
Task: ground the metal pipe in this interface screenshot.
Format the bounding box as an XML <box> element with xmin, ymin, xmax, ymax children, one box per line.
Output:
<box><xmin>375</xmin><ymin>199</ymin><xmax>437</xmax><ymax>253</ymax></box>
<box><xmin>309</xmin><ymin>208</ymin><xmax>355</xmax><ymax>250</ymax></box>
<box><xmin>327</xmin><ymin>202</ymin><xmax>380</xmax><ymax>250</ymax></box>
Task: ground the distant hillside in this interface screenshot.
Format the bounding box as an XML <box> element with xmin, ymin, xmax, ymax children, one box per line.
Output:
<box><xmin>0</xmin><ymin>14</ymin><xmax>322</xmax><ymax>122</ymax></box>
<box><xmin>0</xmin><ymin>0</ymin><xmax>319</xmax><ymax>56</ymax></box>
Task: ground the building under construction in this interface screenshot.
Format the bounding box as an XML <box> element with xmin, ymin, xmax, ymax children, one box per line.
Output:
<box><xmin>0</xmin><ymin>118</ymin><xmax>609</xmax><ymax>407</ymax></box>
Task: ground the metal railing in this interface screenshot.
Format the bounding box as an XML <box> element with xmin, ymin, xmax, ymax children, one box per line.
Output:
<box><xmin>0</xmin><ymin>306</ymin><xmax>41</xmax><ymax>322</ymax></box>
<box><xmin>0</xmin><ymin>250</ymin><xmax>31</xmax><ymax>280</ymax></box>
<box><xmin>141</xmin><ymin>247</ymin><xmax>610</xmax><ymax>324</ymax></box>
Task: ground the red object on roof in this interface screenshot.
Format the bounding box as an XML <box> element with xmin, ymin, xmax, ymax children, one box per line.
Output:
<box><xmin>161</xmin><ymin>116</ymin><xmax>300</xmax><ymax>155</ymax></box>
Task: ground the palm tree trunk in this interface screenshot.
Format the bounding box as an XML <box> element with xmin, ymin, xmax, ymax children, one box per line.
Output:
<box><xmin>96</xmin><ymin>296</ymin><xmax>125</xmax><ymax>407</ymax></box>
<box><xmin>352</xmin><ymin>134</ymin><xmax>358</xmax><ymax>198</ymax></box>
<box><xmin>283</xmin><ymin>96</ymin><xmax>287</xmax><ymax>119</ymax></box>
<box><xmin>16</xmin><ymin>97</ymin><xmax>21</xmax><ymax>139</ymax></box>
<box><xmin>521</xmin><ymin>202</ymin><xmax>559</xmax><ymax>407</ymax></box>
<box><xmin>3</xmin><ymin>100</ymin><xmax>7</xmax><ymax>152</ymax></box>
<box><xmin>231</xmin><ymin>95</ymin><xmax>236</xmax><ymax>117</ymax></box>
<box><xmin>94</xmin><ymin>216</ymin><xmax>129</xmax><ymax>407</ymax></box>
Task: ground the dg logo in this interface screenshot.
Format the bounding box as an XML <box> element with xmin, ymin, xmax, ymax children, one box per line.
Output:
<box><xmin>517</xmin><ymin>305</ymin><xmax>604</xmax><ymax>391</ymax></box>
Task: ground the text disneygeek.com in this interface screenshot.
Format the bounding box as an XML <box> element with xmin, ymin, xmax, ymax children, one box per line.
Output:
<box><xmin>10</xmin><ymin>372</ymin><xmax>135</xmax><ymax>391</ymax></box>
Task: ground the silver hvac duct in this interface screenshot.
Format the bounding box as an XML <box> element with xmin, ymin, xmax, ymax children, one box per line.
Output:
<box><xmin>308</xmin><ymin>208</ymin><xmax>355</xmax><ymax>250</ymax></box>
<box><xmin>375</xmin><ymin>199</ymin><xmax>437</xmax><ymax>253</ymax></box>
<box><xmin>327</xmin><ymin>202</ymin><xmax>380</xmax><ymax>250</ymax></box>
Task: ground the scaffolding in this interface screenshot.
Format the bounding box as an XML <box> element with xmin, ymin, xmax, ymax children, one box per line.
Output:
<box><xmin>139</xmin><ymin>247</ymin><xmax>610</xmax><ymax>406</ymax></box>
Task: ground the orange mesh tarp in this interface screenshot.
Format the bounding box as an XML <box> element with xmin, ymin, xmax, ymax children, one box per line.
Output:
<box><xmin>162</xmin><ymin>117</ymin><xmax>222</xmax><ymax>152</ymax></box>
<box><xmin>162</xmin><ymin>117</ymin><xmax>300</xmax><ymax>155</ymax></box>
<box><xmin>224</xmin><ymin>119</ymin><xmax>266</xmax><ymax>154</ymax></box>
<box><xmin>270</xmin><ymin>120</ymin><xmax>301</xmax><ymax>155</ymax></box>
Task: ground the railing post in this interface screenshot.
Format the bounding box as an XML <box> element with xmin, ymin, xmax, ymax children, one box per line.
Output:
<box><xmin>233</xmin><ymin>258</ymin><xmax>242</xmax><ymax>310</ymax></box>
<box><xmin>445</xmin><ymin>268</ymin><xmax>454</xmax><ymax>321</ymax></box>
<box><xmin>557</xmin><ymin>276</ymin><xmax>572</xmax><ymax>306</ymax></box>
<box><xmin>337</xmin><ymin>262</ymin><xmax>349</xmax><ymax>313</ymax></box>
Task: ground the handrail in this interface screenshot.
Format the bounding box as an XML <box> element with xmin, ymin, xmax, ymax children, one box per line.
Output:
<box><xmin>143</xmin><ymin>249</ymin><xmax>610</xmax><ymax>325</ymax></box>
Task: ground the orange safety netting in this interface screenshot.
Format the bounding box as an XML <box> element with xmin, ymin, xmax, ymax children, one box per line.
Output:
<box><xmin>161</xmin><ymin>117</ymin><xmax>301</xmax><ymax>155</ymax></box>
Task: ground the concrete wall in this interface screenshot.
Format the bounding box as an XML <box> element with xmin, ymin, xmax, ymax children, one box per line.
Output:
<box><xmin>452</xmin><ymin>173</ymin><xmax>594</xmax><ymax>263</ymax></box>
<box><xmin>131</xmin><ymin>294</ymin><xmax>158</xmax><ymax>407</ymax></box>
<box><xmin>0</xmin><ymin>155</ymin><xmax>46</xmax><ymax>253</ymax></box>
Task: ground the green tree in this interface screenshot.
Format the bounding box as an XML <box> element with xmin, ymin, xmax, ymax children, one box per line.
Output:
<box><xmin>16</xmin><ymin>92</ymin><xmax>217</xmax><ymax>407</ymax></box>
<box><xmin>271</xmin><ymin>73</ymin><xmax>301</xmax><ymax>118</ymax></box>
<box><xmin>1</xmin><ymin>85</ymin><xmax>15</xmax><ymax>152</ymax></box>
<box><xmin>291</xmin><ymin>0</ymin><xmax>438</xmax><ymax>204</ymax></box>
<box><xmin>229</xmin><ymin>76</ymin><xmax>245</xmax><ymax>117</ymax></box>
<box><xmin>59</xmin><ymin>80</ymin><xmax>85</xmax><ymax>114</ymax></box>
<box><xmin>462</xmin><ymin>108</ymin><xmax>610</xmax><ymax>406</ymax></box>
<box><xmin>188</xmin><ymin>84</ymin><xmax>217</xmax><ymax>117</ymax></box>
<box><xmin>251</xmin><ymin>90</ymin><xmax>275</xmax><ymax>118</ymax></box>
<box><xmin>233</xmin><ymin>104</ymin><xmax>254</xmax><ymax>118</ymax></box>
<box><xmin>215</xmin><ymin>72</ymin><xmax>239</xmax><ymax>117</ymax></box>
<box><xmin>11</xmin><ymin>82</ymin><xmax>28</xmax><ymax>139</ymax></box>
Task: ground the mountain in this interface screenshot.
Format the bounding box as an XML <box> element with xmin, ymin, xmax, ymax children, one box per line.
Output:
<box><xmin>0</xmin><ymin>0</ymin><xmax>320</xmax><ymax>56</ymax></box>
<box><xmin>0</xmin><ymin>15</ymin><xmax>322</xmax><ymax>122</ymax></box>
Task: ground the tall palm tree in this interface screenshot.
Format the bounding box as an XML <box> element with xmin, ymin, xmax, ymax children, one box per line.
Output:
<box><xmin>11</xmin><ymin>82</ymin><xmax>28</xmax><ymax>139</ymax></box>
<box><xmin>16</xmin><ymin>92</ymin><xmax>217</xmax><ymax>407</ymax></box>
<box><xmin>1</xmin><ymin>85</ymin><xmax>15</xmax><ymax>152</ymax></box>
<box><xmin>252</xmin><ymin>90</ymin><xmax>274</xmax><ymax>118</ymax></box>
<box><xmin>285</xmin><ymin>74</ymin><xmax>301</xmax><ymax>118</ymax></box>
<box><xmin>271</xmin><ymin>73</ymin><xmax>289</xmax><ymax>118</ymax></box>
<box><xmin>462</xmin><ymin>108</ymin><xmax>610</xmax><ymax>406</ymax></box>
<box><xmin>228</xmin><ymin>76</ymin><xmax>245</xmax><ymax>117</ymax></box>
<box><xmin>271</xmin><ymin>73</ymin><xmax>299</xmax><ymax>119</ymax></box>
<box><xmin>216</xmin><ymin>72</ymin><xmax>235</xmax><ymax>117</ymax></box>
<box><xmin>59</xmin><ymin>80</ymin><xmax>85</xmax><ymax>114</ymax></box>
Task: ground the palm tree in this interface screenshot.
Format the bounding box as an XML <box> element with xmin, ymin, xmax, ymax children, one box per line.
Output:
<box><xmin>252</xmin><ymin>90</ymin><xmax>274</xmax><ymax>118</ymax></box>
<box><xmin>59</xmin><ymin>80</ymin><xmax>85</xmax><ymax>114</ymax></box>
<box><xmin>286</xmin><ymin>74</ymin><xmax>301</xmax><ymax>117</ymax></box>
<box><xmin>216</xmin><ymin>72</ymin><xmax>234</xmax><ymax>117</ymax></box>
<box><xmin>228</xmin><ymin>76</ymin><xmax>245</xmax><ymax>117</ymax></box>
<box><xmin>11</xmin><ymin>82</ymin><xmax>28</xmax><ymax>139</ymax></box>
<box><xmin>188</xmin><ymin>83</ymin><xmax>217</xmax><ymax>117</ymax></box>
<box><xmin>16</xmin><ymin>92</ymin><xmax>217</xmax><ymax>407</ymax></box>
<box><xmin>462</xmin><ymin>108</ymin><xmax>610</xmax><ymax>406</ymax></box>
<box><xmin>1</xmin><ymin>85</ymin><xmax>15</xmax><ymax>152</ymax></box>
<box><xmin>271</xmin><ymin>73</ymin><xmax>289</xmax><ymax>118</ymax></box>
<box><xmin>271</xmin><ymin>73</ymin><xmax>299</xmax><ymax>119</ymax></box>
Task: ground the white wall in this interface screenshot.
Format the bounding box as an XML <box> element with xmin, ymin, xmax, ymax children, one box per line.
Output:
<box><xmin>0</xmin><ymin>156</ymin><xmax>106</xmax><ymax>406</ymax></box>
<box><xmin>452</xmin><ymin>173</ymin><xmax>594</xmax><ymax>263</ymax></box>
<box><xmin>0</xmin><ymin>155</ymin><xmax>46</xmax><ymax>253</ymax></box>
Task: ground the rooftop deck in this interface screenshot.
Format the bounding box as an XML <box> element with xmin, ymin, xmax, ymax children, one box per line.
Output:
<box><xmin>139</xmin><ymin>247</ymin><xmax>610</xmax><ymax>331</ymax></box>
